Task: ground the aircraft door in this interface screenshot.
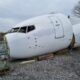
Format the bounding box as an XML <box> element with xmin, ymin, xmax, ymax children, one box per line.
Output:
<box><xmin>49</xmin><ymin>16</ymin><xmax>64</xmax><ymax>39</ymax></box>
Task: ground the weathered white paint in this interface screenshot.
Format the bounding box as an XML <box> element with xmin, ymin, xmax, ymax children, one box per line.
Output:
<box><xmin>5</xmin><ymin>13</ymin><xmax>73</xmax><ymax>59</ymax></box>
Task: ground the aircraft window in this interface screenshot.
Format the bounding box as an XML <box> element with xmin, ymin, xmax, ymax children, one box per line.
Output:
<box><xmin>7</xmin><ymin>27</ymin><xmax>26</xmax><ymax>33</ymax></box>
<box><xmin>27</xmin><ymin>25</ymin><xmax>35</xmax><ymax>32</ymax></box>
<box><xmin>12</xmin><ymin>27</ymin><xmax>20</xmax><ymax>32</ymax></box>
<box><xmin>6</xmin><ymin>26</ymin><xmax>35</xmax><ymax>34</ymax></box>
<box><xmin>19</xmin><ymin>27</ymin><xmax>27</xmax><ymax>33</ymax></box>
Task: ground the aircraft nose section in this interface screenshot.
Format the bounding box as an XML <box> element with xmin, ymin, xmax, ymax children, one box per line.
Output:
<box><xmin>5</xmin><ymin>33</ymin><xmax>27</xmax><ymax>59</ymax></box>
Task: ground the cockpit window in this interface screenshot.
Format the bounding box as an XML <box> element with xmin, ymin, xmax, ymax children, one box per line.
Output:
<box><xmin>7</xmin><ymin>27</ymin><xmax>20</xmax><ymax>33</ymax></box>
<box><xmin>12</xmin><ymin>27</ymin><xmax>20</xmax><ymax>32</ymax></box>
<box><xmin>7</xmin><ymin>25</ymin><xmax>35</xmax><ymax>34</ymax></box>
<box><xmin>7</xmin><ymin>27</ymin><xmax>27</xmax><ymax>33</ymax></box>
<box><xmin>27</xmin><ymin>25</ymin><xmax>35</xmax><ymax>32</ymax></box>
<box><xmin>19</xmin><ymin>26</ymin><xmax>27</xmax><ymax>33</ymax></box>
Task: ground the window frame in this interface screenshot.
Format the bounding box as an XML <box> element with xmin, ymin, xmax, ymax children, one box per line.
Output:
<box><xmin>7</xmin><ymin>25</ymin><xmax>35</xmax><ymax>34</ymax></box>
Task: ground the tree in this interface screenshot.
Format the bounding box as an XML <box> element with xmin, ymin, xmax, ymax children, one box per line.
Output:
<box><xmin>73</xmin><ymin>1</ymin><xmax>80</xmax><ymax>17</ymax></box>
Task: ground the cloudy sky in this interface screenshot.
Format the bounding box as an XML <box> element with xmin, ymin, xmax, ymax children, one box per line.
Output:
<box><xmin>0</xmin><ymin>0</ymin><xmax>79</xmax><ymax>32</ymax></box>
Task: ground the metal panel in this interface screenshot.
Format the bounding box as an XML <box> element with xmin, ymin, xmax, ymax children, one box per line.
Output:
<box><xmin>49</xmin><ymin>16</ymin><xmax>64</xmax><ymax>39</ymax></box>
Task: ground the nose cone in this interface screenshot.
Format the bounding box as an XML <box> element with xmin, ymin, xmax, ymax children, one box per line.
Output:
<box><xmin>5</xmin><ymin>33</ymin><xmax>27</xmax><ymax>59</ymax></box>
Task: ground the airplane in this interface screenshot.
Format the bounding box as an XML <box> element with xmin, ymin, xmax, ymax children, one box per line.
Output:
<box><xmin>4</xmin><ymin>13</ymin><xmax>75</xmax><ymax>59</ymax></box>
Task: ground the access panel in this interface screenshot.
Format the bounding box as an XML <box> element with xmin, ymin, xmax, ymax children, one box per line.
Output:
<box><xmin>49</xmin><ymin>16</ymin><xmax>64</xmax><ymax>39</ymax></box>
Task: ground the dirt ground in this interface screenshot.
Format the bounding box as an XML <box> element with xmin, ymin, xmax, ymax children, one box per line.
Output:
<box><xmin>0</xmin><ymin>48</ymin><xmax>80</xmax><ymax>80</ymax></box>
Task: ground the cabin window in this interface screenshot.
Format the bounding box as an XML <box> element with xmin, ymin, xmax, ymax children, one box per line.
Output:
<box><xmin>27</xmin><ymin>25</ymin><xmax>35</xmax><ymax>32</ymax></box>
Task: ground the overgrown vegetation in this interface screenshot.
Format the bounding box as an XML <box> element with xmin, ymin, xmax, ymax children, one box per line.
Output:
<box><xmin>73</xmin><ymin>1</ymin><xmax>80</xmax><ymax>17</ymax></box>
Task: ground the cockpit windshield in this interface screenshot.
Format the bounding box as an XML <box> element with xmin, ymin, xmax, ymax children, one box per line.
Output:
<box><xmin>7</xmin><ymin>25</ymin><xmax>35</xmax><ymax>34</ymax></box>
<box><xmin>10</xmin><ymin>27</ymin><xmax>20</xmax><ymax>32</ymax></box>
<box><xmin>7</xmin><ymin>26</ymin><xmax>27</xmax><ymax>33</ymax></box>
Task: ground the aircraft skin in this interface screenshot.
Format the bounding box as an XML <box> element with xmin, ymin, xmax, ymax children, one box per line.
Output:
<box><xmin>5</xmin><ymin>13</ymin><xmax>73</xmax><ymax>59</ymax></box>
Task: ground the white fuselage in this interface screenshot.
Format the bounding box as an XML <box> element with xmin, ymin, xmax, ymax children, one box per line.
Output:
<box><xmin>5</xmin><ymin>13</ymin><xmax>73</xmax><ymax>59</ymax></box>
